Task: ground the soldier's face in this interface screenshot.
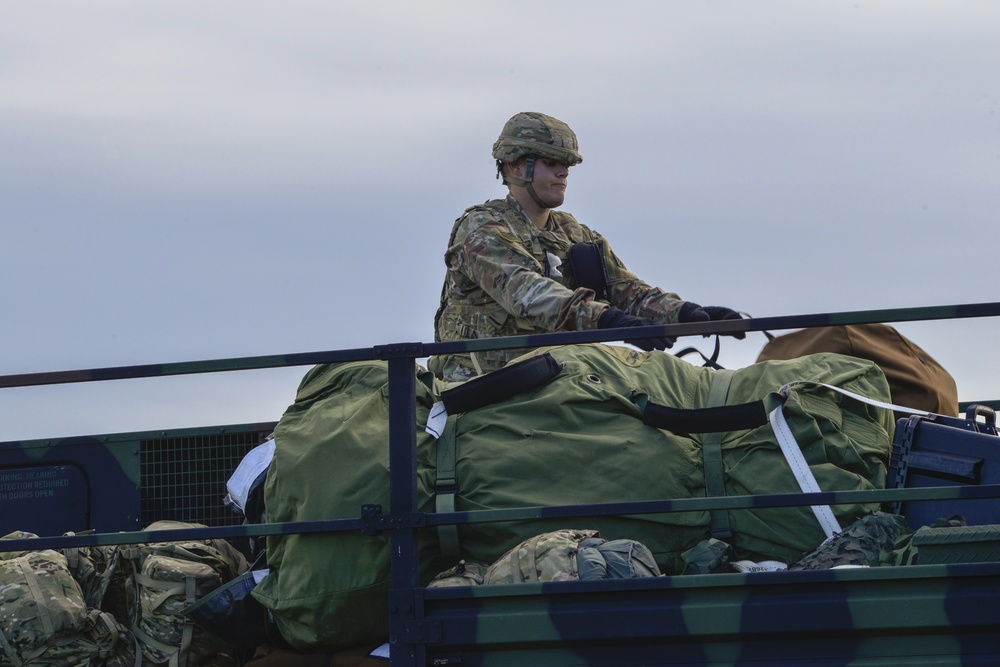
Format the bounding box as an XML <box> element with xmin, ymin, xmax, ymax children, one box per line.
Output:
<box><xmin>529</xmin><ymin>157</ymin><xmax>570</xmax><ymax>208</ymax></box>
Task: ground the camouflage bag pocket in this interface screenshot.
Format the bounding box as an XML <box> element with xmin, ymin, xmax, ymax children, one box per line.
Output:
<box><xmin>126</xmin><ymin>522</ymin><xmax>249</xmax><ymax>667</ymax></box>
<box><xmin>484</xmin><ymin>529</ymin><xmax>600</xmax><ymax>584</ymax></box>
<box><xmin>82</xmin><ymin>607</ymin><xmax>137</xmax><ymax>667</ymax></box>
<box><xmin>132</xmin><ymin>552</ymin><xmax>230</xmax><ymax>666</ymax></box>
<box><xmin>0</xmin><ymin>549</ymin><xmax>91</xmax><ymax>666</ymax></box>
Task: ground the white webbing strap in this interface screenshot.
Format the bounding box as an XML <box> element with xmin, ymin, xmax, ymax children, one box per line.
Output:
<box><xmin>767</xmin><ymin>381</ymin><xmax>929</xmax><ymax>541</ymax></box>
<box><xmin>777</xmin><ymin>381</ymin><xmax>931</xmax><ymax>419</ymax></box>
<box><xmin>768</xmin><ymin>405</ymin><xmax>841</xmax><ymax>540</ymax></box>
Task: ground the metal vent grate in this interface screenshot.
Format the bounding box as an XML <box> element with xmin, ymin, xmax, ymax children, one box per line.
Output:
<box><xmin>139</xmin><ymin>427</ymin><xmax>271</xmax><ymax>527</ymax></box>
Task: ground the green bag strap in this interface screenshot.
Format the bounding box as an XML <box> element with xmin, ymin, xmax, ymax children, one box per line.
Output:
<box><xmin>0</xmin><ymin>621</ymin><xmax>23</xmax><ymax>667</ymax></box>
<box><xmin>515</xmin><ymin>534</ymin><xmax>543</xmax><ymax>583</ymax></box>
<box><xmin>17</xmin><ymin>557</ymin><xmax>56</xmax><ymax>643</ymax></box>
<box><xmin>435</xmin><ymin>414</ymin><xmax>461</xmax><ymax>564</ymax></box>
<box><xmin>703</xmin><ymin>369</ymin><xmax>735</xmax><ymax>539</ymax></box>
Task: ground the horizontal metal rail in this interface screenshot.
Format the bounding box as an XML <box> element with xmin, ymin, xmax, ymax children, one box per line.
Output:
<box><xmin>3</xmin><ymin>301</ymin><xmax>1000</xmax><ymax>667</ymax></box>
<box><xmin>1</xmin><ymin>483</ymin><xmax>998</xmax><ymax>555</ymax></box>
<box><xmin>2</xmin><ymin>301</ymin><xmax>999</xmax><ymax>389</ymax></box>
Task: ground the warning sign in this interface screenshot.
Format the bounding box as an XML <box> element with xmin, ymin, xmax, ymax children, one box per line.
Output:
<box><xmin>0</xmin><ymin>465</ymin><xmax>88</xmax><ymax>536</ymax></box>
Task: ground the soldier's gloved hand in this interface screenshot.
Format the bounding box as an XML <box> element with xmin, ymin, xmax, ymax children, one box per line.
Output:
<box><xmin>678</xmin><ymin>302</ymin><xmax>746</xmax><ymax>339</ymax></box>
<box><xmin>597</xmin><ymin>307</ymin><xmax>675</xmax><ymax>351</ymax></box>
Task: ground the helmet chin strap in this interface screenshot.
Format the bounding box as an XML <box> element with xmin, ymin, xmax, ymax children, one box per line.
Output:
<box><xmin>521</xmin><ymin>155</ymin><xmax>551</xmax><ymax>210</ymax></box>
<box><xmin>501</xmin><ymin>155</ymin><xmax>552</xmax><ymax>210</ymax></box>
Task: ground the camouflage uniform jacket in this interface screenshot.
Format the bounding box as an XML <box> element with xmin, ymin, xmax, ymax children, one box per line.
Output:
<box><xmin>429</xmin><ymin>194</ymin><xmax>684</xmax><ymax>381</ymax></box>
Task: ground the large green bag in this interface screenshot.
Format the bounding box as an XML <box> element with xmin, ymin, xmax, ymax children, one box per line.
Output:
<box><xmin>253</xmin><ymin>343</ymin><xmax>894</xmax><ymax>651</ymax></box>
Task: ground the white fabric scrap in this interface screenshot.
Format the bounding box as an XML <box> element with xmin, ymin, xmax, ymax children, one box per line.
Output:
<box><xmin>731</xmin><ymin>560</ymin><xmax>788</xmax><ymax>573</ymax></box>
<box><xmin>545</xmin><ymin>251</ymin><xmax>563</xmax><ymax>278</ymax></box>
<box><xmin>425</xmin><ymin>402</ymin><xmax>448</xmax><ymax>439</ymax></box>
<box><xmin>225</xmin><ymin>437</ymin><xmax>276</xmax><ymax>513</ymax></box>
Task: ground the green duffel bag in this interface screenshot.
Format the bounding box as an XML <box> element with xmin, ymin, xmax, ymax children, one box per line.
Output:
<box><xmin>253</xmin><ymin>343</ymin><xmax>894</xmax><ymax>651</ymax></box>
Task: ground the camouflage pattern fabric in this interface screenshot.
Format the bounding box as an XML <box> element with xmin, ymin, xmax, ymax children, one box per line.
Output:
<box><xmin>576</xmin><ymin>536</ymin><xmax>661</xmax><ymax>580</ymax></box>
<box><xmin>426</xmin><ymin>560</ymin><xmax>488</xmax><ymax>588</ymax></box>
<box><xmin>0</xmin><ymin>533</ymin><xmax>135</xmax><ymax>667</ymax></box>
<box><xmin>788</xmin><ymin>511</ymin><xmax>910</xmax><ymax>570</ymax></box>
<box><xmin>481</xmin><ymin>529</ymin><xmax>662</xmax><ymax>585</ymax></box>
<box><xmin>0</xmin><ymin>549</ymin><xmax>91</xmax><ymax>666</ymax></box>
<box><xmin>124</xmin><ymin>521</ymin><xmax>248</xmax><ymax>667</ymax></box>
<box><xmin>1</xmin><ymin>530</ymin><xmax>122</xmax><ymax>613</ymax></box>
<box><xmin>491</xmin><ymin>112</ymin><xmax>583</xmax><ymax>168</ymax></box>
<box><xmin>0</xmin><ymin>532</ymin><xmax>45</xmax><ymax>561</ymax></box>
<box><xmin>2</xmin><ymin>525</ymin><xmax>248</xmax><ymax>667</ymax></box>
<box><xmin>80</xmin><ymin>608</ymin><xmax>138</xmax><ymax>667</ymax></box>
<box><xmin>676</xmin><ymin>537</ymin><xmax>732</xmax><ymax>575</ymax></box>
<box><xmin>484</xmin><ymin>529</ymin><xmax>599</xmax><ymax>584</ymax></box>
<box><xmin>429</xmin><ymin>194</ymin><xmax>685</xmax><ymax>381</ymax></box>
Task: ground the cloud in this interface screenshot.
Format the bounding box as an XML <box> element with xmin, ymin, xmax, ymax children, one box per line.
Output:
<box><xmin>1</xmin><ymin>0</ymin><xmax>998</xmax><ymax>441</ymax></box>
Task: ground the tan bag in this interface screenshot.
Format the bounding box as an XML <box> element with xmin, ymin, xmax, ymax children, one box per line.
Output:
<box><xmin>756</xmin><ymin>324</ymin><xmax>959</xmax><ymax>418</ymax></box>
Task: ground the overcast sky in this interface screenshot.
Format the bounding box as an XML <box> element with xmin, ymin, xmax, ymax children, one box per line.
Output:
<box><xmin>2</xmin><ymin>1</ymin><xmax>998</xmax><ymax>441</ymax></box>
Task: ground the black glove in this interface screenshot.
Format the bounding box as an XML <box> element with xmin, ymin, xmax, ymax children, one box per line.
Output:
<box><xmin>597</xmin><ymin>307</ymin><xmax>675</xmax><ymax>351</ymax></box>
<box><xmin>678</xmin><ymin>302</ymin><xmax>746</xmax><ymax>339</ymax></box>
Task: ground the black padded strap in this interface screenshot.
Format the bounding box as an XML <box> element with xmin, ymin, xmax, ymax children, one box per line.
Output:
<box><xmin>568</xmin><ymin>242</ymin><xmax>608</xmax><ymax>300</ymax></box>
<box><xmin>642</xmin><ymin>400</ymin><xmax>768</xmax><ymax>434</ymax></box>
<box><xmin>441</xmin><ymin>353</ymin><xmax>561</xmax><ymax>414</ymax></box>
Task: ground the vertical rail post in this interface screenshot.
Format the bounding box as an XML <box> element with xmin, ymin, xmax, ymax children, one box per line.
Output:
<box><xmin>386</xmin><ymin>354</ymin><xmax>421</xmax><ymax>667</ymax></box>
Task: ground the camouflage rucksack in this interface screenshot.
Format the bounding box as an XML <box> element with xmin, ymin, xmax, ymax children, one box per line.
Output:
<box><xmin>427</xmin><ymin>560</ymin><xmax>488</xmax><ymax>588</ymax></box>
<box><xmin>788</xmin><ymin>512</ymin><xmax>910</xmax><ymax>570</ymax></box>
<box><xmin>482</xmin><ymin>529</ymin><xmax>660</xmax><ymax>584</ymax></box>
<box><xmin>0</xmin><ymin>545</ymin><xmax>135</xmax><ymax>667</ymax></box>
<box><xmin>122</xmin><ymin>521</ymin><xmax>249</xmax><ymax>667</ymax></box>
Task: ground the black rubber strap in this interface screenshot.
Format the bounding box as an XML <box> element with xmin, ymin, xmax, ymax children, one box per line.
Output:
<box><xmin>642</xmin><ymin>399</ymin><xmax>768</xmax><ymax>434</ymax></box>
<box><xmin>441</xmin><ymin>353</ymin><xmax>561</xmax><ymax>414</ymax></box>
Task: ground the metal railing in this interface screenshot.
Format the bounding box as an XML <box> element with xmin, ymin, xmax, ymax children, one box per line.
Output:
<box><xmin>3</xmin><ymin>301</ymin><xmax>1000</xmax><ymax>666</ymax></box>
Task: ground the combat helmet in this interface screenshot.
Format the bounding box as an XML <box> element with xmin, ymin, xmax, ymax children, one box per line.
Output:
<box><xmin>492</xmin><ymin>112</ymin><xmax>583</xmax><ymax>167</ymax></box>
<box><xmin>493</xmin><ymin>112</ymin><xmax>582</xmax><ymax>208</ymax></box>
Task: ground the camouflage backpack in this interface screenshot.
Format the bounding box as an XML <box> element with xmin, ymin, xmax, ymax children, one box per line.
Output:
<box><xmin>482</xmin><ymin>529</ymin><xmax>660</xmax><ymax>585</ymax></box>
<box><xmin>788</xmin><ymin>512</ymin><xmax>910</xmax><ymax>570</ymax></box>
<box><xmin>0</xmin><ymin>544</ymin><xmax>135</xmax><ymax>667</ymax></box>
<box><xmin>122</xmin><ymin>521</ymin><xmax>249</xmax><ymax>667</ymax></box>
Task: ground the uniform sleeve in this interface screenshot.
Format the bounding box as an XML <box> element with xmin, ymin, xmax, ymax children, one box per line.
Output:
<box><xmin>449</xmin><ymin>214</ymin><xmax>608</xmax><ymax>331</ymax></box>
<box><xmin>595</xmin><ymin>233</ymin><xmax>686</xmax><ymax>324</ymax></box>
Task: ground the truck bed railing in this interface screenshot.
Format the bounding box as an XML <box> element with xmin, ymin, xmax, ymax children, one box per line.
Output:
<box><xmin>3</xmin><ymin>301</ymin><xmax>1000</xmax><ymax>666</ymax></box>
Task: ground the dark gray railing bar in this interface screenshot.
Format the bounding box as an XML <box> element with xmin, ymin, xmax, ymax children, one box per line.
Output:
<box><xmin>387</xmin><ymin>355</ymin><xmax>421</xmax><ymax>666</ymax></box>
<box><xmin>2</xmin><ymin>301</ymin><xmax>998</xmax><ymax>390</ymax></box>
<box><xmin>4</xmin><ymin>483</ymin><xmax>996</xmax><ymax>556</ymax></box>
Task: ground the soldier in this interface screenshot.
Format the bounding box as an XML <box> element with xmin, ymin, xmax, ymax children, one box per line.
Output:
<box><xmin>428</xmin><ymin>111</ymin><xmax>744</xmax><ymax>382</ymax></box>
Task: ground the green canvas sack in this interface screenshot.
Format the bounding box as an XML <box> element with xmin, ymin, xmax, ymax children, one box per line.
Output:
<box><xmin>254</xmin><ymin>343</ymin><xmax>893</xmax><ymax>651</ymax></box>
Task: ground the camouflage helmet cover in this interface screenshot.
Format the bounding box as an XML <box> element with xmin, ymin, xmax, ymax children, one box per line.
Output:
<box><xmin>492</xmin><ymin>112</ymin><xmax>583</xmax><ymax>166</ymax></box>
